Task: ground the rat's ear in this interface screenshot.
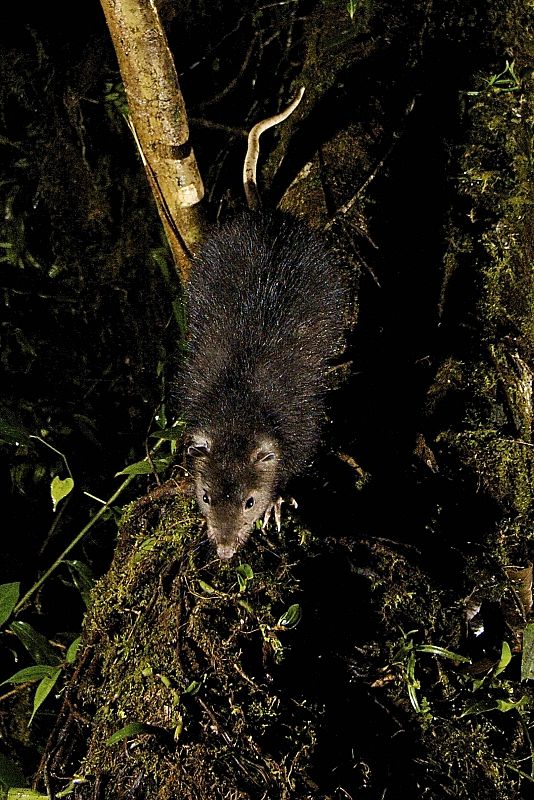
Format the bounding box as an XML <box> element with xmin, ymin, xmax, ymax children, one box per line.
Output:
<box><xmin>187</xmin><ymin>433</ymin><xmax>211</xmax><ymax>457</ymax></box>
<box><xmin>257</xmin><ymin>451</ymin><xmax>276</xmax><ymax>463</ymax></box>
<box><xmin>251</xmin><ymin>439</ymin><xmax>278</xmax><ymax>467</ymax></box>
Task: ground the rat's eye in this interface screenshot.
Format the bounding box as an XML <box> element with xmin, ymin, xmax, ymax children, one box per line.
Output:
<box><xmin>202</xmin><ymin>492</ymin><xmax>211</xmax><ymax>505</ymax></box>
<box><xmin>245</xmin><ymin>496</ymin><xmax>255</xmax><ymax>510</ymax></box>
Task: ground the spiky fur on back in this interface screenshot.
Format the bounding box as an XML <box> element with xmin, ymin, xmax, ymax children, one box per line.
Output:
<box><xmin>181</xmin><ymin>210</ymin><xmax>346</xmax><ymax>486</ymax></box>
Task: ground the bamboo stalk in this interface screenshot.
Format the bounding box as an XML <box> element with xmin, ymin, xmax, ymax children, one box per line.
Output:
<box><xmin>100</xmin><ymin>0</ymin><xmax>206</xmax><ymax>280</ymax></box>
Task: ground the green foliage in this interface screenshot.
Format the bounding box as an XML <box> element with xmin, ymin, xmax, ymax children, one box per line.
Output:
<box><xmin>103</xmin><ymin>80</ymin><xmax>129</xmax><ymax>116</ymax></box>
<box><xmin>1</xmin><ymin>665</ymin><xmax>60</xmax><ymax>687</ymax></box>
<box><xmin>393</xmin><ymin>629</ymin><xmax>471</xmax><ymax>717</ymax></box>
<box><xmin>197</xmin><ymin>579</ymin><xmax>217</xmax><ymax>595</ymax></box>
<box><xmin>0</xmin><ymin>404</ymin><xmax>185</xmax><ymax>747</ymax></box>
<box><xmin>390</xmin><ymin>624</ymin><xmax>533</xmax><ymax>788</ymax></box>
<box><xmin>183</xmin><ymin>679</ymin><xmax>203</xmax><ymax>697</ymax></box>
<box><xmin>50</xmin><ymin>476</ymin><xmax>74</xmax><ymax>512</ymax></box>
<box><xmin>148</xmin><ymin>425</ymin><xmax>186</xmax><ymax>441</ymax></box>
<box><xmin>0</xmin><ymin>622</ymin><xmax>65</xmax><ymax>728</ymax></box>
<box><xmin>235</xmin><ymin>563</ymin><xmax>254</xmax><ymax>592</ymax></box>
<box><xmin>0</xmin><ymin>583</ymin><xmax>20</xmax><ymax>627</ymax></box>
<box><xmin>486</xmin><ymin>59</ymin><xmax>521</xmax><ymax>92</ymax></box>
<box><xmin>0</xmin><ymin>11</ymin><xmax>182</xmax><ymax>678</ymax></box>
<box><xmin>346</xmin><ymin>0</ymin><xmax>359</xmax><ymax>20</ymax></box>
<box><xmin>0</xmin><ymin>21</ymin><xmax>184</xmax><ymax>768</ymax></box>
<box><xmin>2</xmin><ymin>659</ymin><xmax>69</xmax><ymax>728</ymax></box>
<box><xmin>105</xmin><ymin>722</ymin><xmax>153</xmax><ymax>746</ymax></box>
<box><xmin>28</xmin><ymin>668</ymin><xmax>62</xmax><ymax>725</ymax></box>
<box><xmin>66</xmin><ymin>637</ymin><xmax>81</xmax><ymax>664</ymax></box>
<box><xmin>115</xmin><ymin>457</ymin><xmax>174</xmax><ymax>477</ymax></box>
<box><xmin>344</xmin><ymin>0</ymin><xmax>373</xmax><ymax>26</ymax></box>
<box><xmin>64</xmin><ymin>562</ymin><xmax>94</xmax><ymax>609</ymax></box>
<box><xmin>277</xmin><ymin>603</ymin><xmax>302</xmax><ymax>629</ymax></box>
<box><xmin>10</xmin><ymin>622</ymin><xmax>61</xmax><ymax>666</ymax></box>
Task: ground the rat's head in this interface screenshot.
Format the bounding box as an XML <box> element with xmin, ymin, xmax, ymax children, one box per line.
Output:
<box><xmin>187</xmin><ymin>431</ymin><xmax>280</xmax><ymax>560</ymax></box>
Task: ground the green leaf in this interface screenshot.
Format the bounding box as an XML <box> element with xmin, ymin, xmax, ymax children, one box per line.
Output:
<box><xmin>115</xmin><ymin>457</ymin><xmax>172</xmax><ymax>476</ymax></box>
<box><xmin>494</xmin><ymin>641</ymin><xmax>512</xmax><ymax>676</ymax></box>
<box><xmin>521</xmin><ymin>623</ymin><xmax>534</xmax><ymax>681</ymax></box>
<box><xmin>406</xmin><ymin>650</ymin><xmax>418</xmax><ymax>686</ymax></box>
<box><xmin>0</xmin><ymin>582</ymin><xmax>20</xmax><ymax>627</ymax></box>
<box><xmin>7</xmin><ymin>790</ymin><xmax>48</xmax><ymax>800</ymax></box>
<box><xmin>132</xmin><ymin>537</ymin><xmax>159</xmax><ymax>564</ymax></box>
<box><xmin>236</xmin><ymin>598</ymin><xmax>254</xmax><ymax>615</ymax></box>
<box><xmin>346</xmin><ymin>0</ymin><xmax>359</xmax><ymax>20</ymax></box>
<box><xmin>461</xmin><ymin>700</ymin><xmax>494</xmax><ymax>717</ymax></box>
<box><xmin>66</xmin><ymin>637</ymin><xmax>81</xmax><ymax>665</ymax></box>
<box><xmin>407</xmin><ymin>681</ymin><xmax>421</xmax><ymax>713</ymax></box>
<box><xmin>277</xmin><ymin>603</ymin><xmax>302</xmax><ymax>629</ymax></box>
<box><xmin>1</xmin><ymin>664</ymin><xmax>60</xmax><ymax>686</ymax></box>
<box><xmin>174</xmin><ymin>712</ymin><xmax>184</xmax><ymax>740</ymax></box>
<box><xmin>50</xmin><ymin>475</ymin><xmax>74</xmax><ymax>512</ymax></box>
<box><xmin>462</xmin><ymin>695</ymin><xmax>528</xmax><ymax>717</ymax></box>
<box><xmin>495</xmin><ymin>695</ymin><xmax>528</xmax><ymax>713</ymax></box>
<box><xmin>29</xmin><ymin>667</ymin><xmax>62</xmax><ymax>724</ymax></box>
<box><xmin>235</xmin><ymin>564</ymin><xmax>254</xmax><ymax>592</ymax></box>
<box><xmin>10</xmin><ymin>621</ymin><xmax>61</xmax><ymax>665</ymax></box>
<box><xmin>184</xmin><ymin>680</ymin><xmax>202</xmax><ymax>696</ymax></box>
<box><xmin>106</xmin><ymin>723</ymin><xmax>153</xmax><ymax>746</ymax></box>
<box><xmin>236</xmin><ymin>564</ymin><xmax>253</xmax><ymax>579</ymax></box>
<box><xmin>0</xmin><ymin>752</ymin><xmax>25</xmax><ymax>789</ymax></box>
<box><xmin>64</xmin><ymin>560</ymin><xmax>94</xmax><ymax>607</ymax></box>
<box><xmin>148</xmin><ymin>426</ymin><xmax>185</xmax><ymax>440</ymax></box>
<box><xmin>0</xmin><ymin>418</ymin><xmax>30</xmax><ymax>446</ymax></box>
<box><xmin>417</xmin><ymin>644</ymin><xmax>471</xmax><ymax>663</ymax></box>
<box><xmin>198</xmin><ymin>580</ymin><xmax>217</xmax><ymax>595</ymax></box>
<box><xmin>55</xmin><ymin>777</ymin><xmax>88</xmax><ymax>797</ymax></box>
<box><xmin>115</xmin><ymin>459</ymin><xmax>152</xmax><ymax>476</ymax></box>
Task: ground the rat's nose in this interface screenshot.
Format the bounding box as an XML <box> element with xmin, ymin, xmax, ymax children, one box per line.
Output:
<box><xmin>217</xmin><ymin>543</ymin><xmax>237</xmax><ymax>560</ymax></box>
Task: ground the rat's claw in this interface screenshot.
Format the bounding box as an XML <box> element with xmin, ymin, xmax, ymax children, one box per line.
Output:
<box><xmin>262</xmin><ymin>496</ymin><xmax>298</xmax><ymax>532</ymax></box>
<box><xmin>273</xmin><ymin>496</ymin><xmax>283</xmax><ymax>531</ymax></box>
<box><xmin>262</xmin><ymin>502</ymin><xmax>275</xmax><ymax>530</ymax></box>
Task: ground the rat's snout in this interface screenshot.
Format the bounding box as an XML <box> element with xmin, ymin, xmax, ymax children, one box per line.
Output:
<box><xmin>207</xmin><ymin>519</ymin><xmax>241</xmax><ymax>561</ymax></box>
<box><xmin>216</xmin><ymin>542</ymin><xmax>238</xmax><ymax>560</ymax></box>
<box><xmin>206</xmin><ymin>511</ymin><xmax>255</xmax><ymax>561</ymax></box>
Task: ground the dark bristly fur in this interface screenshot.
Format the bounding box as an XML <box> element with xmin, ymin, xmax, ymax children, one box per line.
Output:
<box><xmin>181</xmin><ymin>210</ymin><xmax>346</xmax><ymax>560</ymax></box>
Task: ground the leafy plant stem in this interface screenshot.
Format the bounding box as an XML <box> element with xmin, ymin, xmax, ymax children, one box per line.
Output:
<box><xmin>15</xmin><ymin>430</ymin><xmax>174</xmax><ymax>613</ymax></box>
<box><xmin>83</xmin><ymin>491</ymin><xmax>108</xmax><ymax>505</ymax></box>
<box><xmin>38</xmin><ymin>498</ymin><xmax>69</xmax><ymax>556</ymax></box>
<box><xmin>29</xmin><ymin>435</ymin><xmax>73</xmax><ymax>480</ymax></box>
<box><xmin>14</xmin><ymin>474</ymin><xmax>135</xmax><ymax>614</ymax></box>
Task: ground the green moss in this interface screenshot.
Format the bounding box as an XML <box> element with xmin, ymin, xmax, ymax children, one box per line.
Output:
<box><xmin>457</xmin><ymin>70</ymin><xmax>534</xmax><ymax>350</ymax></box>
<box><xmin>71</xmin><ymin>493</ymin><xmax>329</xmax><ymax>798</ymax></box>
<box><xmin>438</xmin><ymin>429</ymin><xmax>534</xmax><ymax>515</ymax></box>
